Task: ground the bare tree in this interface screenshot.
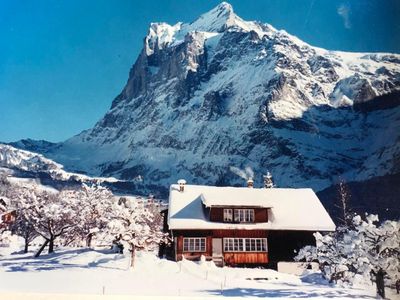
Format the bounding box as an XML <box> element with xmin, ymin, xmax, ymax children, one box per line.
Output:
<box><xmin>335</xmin><ymin>178</ymin><xmax>354</xmax><ymax>228</ymax></box>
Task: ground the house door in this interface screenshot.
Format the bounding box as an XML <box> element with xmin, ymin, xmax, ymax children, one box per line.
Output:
<box><xmin>212</xmin><ymin>238</ymin><xmax>222</xmax><ymax>257</ymax></box>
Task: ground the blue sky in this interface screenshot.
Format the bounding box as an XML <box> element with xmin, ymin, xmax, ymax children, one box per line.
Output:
<box><xmin>1</xmin><ymin>0</ymin><xmax>399</xmax><ymax>142</ymax></box>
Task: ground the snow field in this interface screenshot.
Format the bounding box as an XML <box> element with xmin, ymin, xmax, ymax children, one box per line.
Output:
<box><xmin>0</xmin><ymin>243</ymin><xmax>385</xmax><ymax>299</ymax></box>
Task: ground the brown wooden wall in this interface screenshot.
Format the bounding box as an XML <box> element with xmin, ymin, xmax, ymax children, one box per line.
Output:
<box><xmin>224</xmin><ymin>252</ymin><xmax>268</xmax><ymax>265</ymax></box>
<box><xmin>210</xmin><ymin>207</ymin><xmax>223</xmax><ymax>222</ymax></box>
<box><xmin>255</xmin><ymin>208</ymin><xmax>268</xmax><ymax>223</ymax></box>
<box><xmin>209</xmin><ymin>207</ymin><xmax>269</xmax><ymax>223</ymax></box>
<box><xmin>173</xmin><ymin>229</ymin><xmax>268</xmax><ymax>264</ymax></box>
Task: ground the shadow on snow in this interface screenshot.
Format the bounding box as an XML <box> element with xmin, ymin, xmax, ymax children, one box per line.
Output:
<box><xmin>203</xmin><ymin>287</ymin><xmax>375</xmax><ymax>298</ymax></box>
<box><xmin>0</xmin><ymin>248</ymin><xmax>126</xmax><ymax>272</ymax></box>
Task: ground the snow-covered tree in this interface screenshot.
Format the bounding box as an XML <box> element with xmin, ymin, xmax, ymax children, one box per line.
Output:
<box><xmin>10</xmin><ymin>213</ymin><xmax>37</xmax><ymax>253</ymax></box>
<box><xmin>17</xmin><ymin>187</ymin><xmax>81</xmax><ymax>256</ymax></box>
<box><xmin>295</xmin><ymin>214</ymin><xmax>400</xmax><ymax>287</ymax></box>
<box><xmin>263</xmin><ymin>172</ymin><xmax>274</xmax><ymax>188</ymax></box>
<box><xmin>108</xmin><ymin>197</ymin><xmax>169</xmax><ymax>268</ymax></box>
<box><xmin>354</xmin><ymin>215</ymin><xmax>400</xmax><ymax>286</ymax></box>
<box><xmin>1</xmin><ymin>175</ymin><xmax>168</xmax><ymax>261</ymax></box>
<box><xmin>73</xmin><ymin>184</ymin><xmax>114</xmax><ymax>247</ymax></box>
<box><xmin>0</xmin><ymin>230</ymin><xmax>13</xmax><ymax>248</ymax></box>
<box><xmin>0</xmin><ymin>173</ymin><xmax>9</xmax><ymax>192</ymax></box>
<box><xmin>0</xmin><ymin>173</ymin><xmax>13</xmax><ymax>205</ymax></box>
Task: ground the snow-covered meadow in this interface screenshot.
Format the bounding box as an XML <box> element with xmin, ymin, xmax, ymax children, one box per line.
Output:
<box><xmin>0</xmin><ymin>238</ymin><xmax>389</xmax><ymax>299</ymax></box>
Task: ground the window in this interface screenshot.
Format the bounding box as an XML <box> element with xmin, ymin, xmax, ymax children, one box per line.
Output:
<box><xmin>223</xmin><ymin>209</ymin><xmax>233</xmax><ymax>222</ymax></box>
<box><xmin>234</xmin><ymin>209</ymin><xmax>255</xmax><ymax>223</ymax></box>
<box><xmin>183</xmin><ymin>237</ymin><xmax>206</xmax><ymax>252</ymax></box>
<box><xmin>224</xmin><ymin>238</ymin><xmax>243</xmax><ymax>251</ymax></box>
<box><xmin>223</xmin><ymin>238</ymin><xmax>267</xmax><ymax>252</ymax></box>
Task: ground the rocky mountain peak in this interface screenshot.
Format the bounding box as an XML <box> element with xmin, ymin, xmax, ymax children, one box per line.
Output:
<box><xmin>143</xmin><ymin>2</ymin><xmax>274</xmax><ymax>56</ymax></box>
<box><xmin>188</xmin><ymin>1</ymin><xmax>237</xmax><ymax>32</ymax></box>
<box><xmin>10</xmin><ymin>2</ymin><xmax>400</xmax><ymax>202</ymax></box>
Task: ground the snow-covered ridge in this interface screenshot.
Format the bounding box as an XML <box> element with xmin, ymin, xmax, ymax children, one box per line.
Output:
<box><xmin>145</xmin><ymin>2</ymin><xmax>274</xmax><ymax>54</ymax></box>
<box><xmin>143</xmin><ymin>1</ymin><xmax>399</xmax><ymax>112</ymax></box>
<box><xmin>0</xmin><ymin>144</ymin><xmax>118</xmax><ymax>184</ymax></box>
<box><xmin>0</xmin><ymin>144</ymin><xmax>62</xmax><ymax>172</ymax></box>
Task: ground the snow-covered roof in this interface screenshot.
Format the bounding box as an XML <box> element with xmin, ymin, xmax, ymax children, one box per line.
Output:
<box><xmin>201</xmin><ymin>187</ymin><xmax>276</xmax><ymax>208</ymax></box>
<box><xmin>168</xmin><ymin>184</ymin><xmax>335</xmax><ymax>231</ymax></box>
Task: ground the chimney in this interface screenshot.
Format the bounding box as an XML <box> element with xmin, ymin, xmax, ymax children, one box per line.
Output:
<box><xmin>263</xmin><ymin>172</ymin><xmax>274</xmax><ymax>188</ymax></box>
<box><xmin>247</xmin><ymin>178</ymin><xmax>254</xmax><ymax>188</ymax></box>
<box><xmin>177</xmin><ymin>179</ymin><xmax>187</xmax><ymax>192</ymax></box>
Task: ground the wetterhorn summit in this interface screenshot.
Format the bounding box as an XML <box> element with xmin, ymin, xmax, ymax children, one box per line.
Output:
<box><xmin>11</xmin><ymin>3</ymin><xmax>400</xmax><ymax>203</ymax></box>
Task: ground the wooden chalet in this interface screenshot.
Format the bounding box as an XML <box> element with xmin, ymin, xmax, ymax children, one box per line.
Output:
<box><xmin>166</xmin><ymin>180</ymin><xmax>335</xmax><ymax>267</ymax></box>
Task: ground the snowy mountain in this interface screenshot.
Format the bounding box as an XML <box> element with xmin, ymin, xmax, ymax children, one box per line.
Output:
<box><xmin>0</xmin><ymin>143</ymin><xmax>68</xmax><ymax>178</ymax></box>
<box><xmin>0</xmin><ymin>144</ymin><xmax>130</xmax><ymax>193</ymax></box>
<box><xmin>9</xmin><ymin>3</ymin><xmax>400</xmax><ymax>205</ymax></box>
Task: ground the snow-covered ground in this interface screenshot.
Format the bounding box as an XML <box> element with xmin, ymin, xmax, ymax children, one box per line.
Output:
<box><xmin>0</xmin><ymin>239</ymin><xmax>391</xmax><ymax>299</ymax></box>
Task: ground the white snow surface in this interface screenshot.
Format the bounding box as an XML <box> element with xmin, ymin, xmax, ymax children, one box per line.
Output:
<box><xmin>6</xmin><ymin>177</ymin><xmax>59</xmax><ymax>194</ymax></box>
<box><xmin>0</xmin><ymin>242</ymin><xmax>382</xmax><ymax>299</ymax></box>
<box><xmin>168</xmin><ymin>184</ymin><xmax>336</xmax><ymax>231</ymax></box>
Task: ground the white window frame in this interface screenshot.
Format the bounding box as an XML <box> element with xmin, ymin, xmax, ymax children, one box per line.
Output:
<box><xmin>223</xmin><ymin>238</ymin><xmax>267</xmax><ymax>252</ymax></box>
<box><xmin>223</xmin><ymin>209</ymin><xmax>233</xmax><ymax>222</ymax></box>
<box><xmin>234</xmin><ymin>209</ymin><xmax>255</xmax><ymax>223</ymax></box>
<box><xmin>183</xmin><ymin>237</ymin><xmax>206</xmax><ymax>252</ymax></box>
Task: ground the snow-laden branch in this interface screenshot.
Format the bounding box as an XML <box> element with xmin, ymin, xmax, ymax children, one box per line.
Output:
<box><xmin>295</xmin><ymin>213</ymin><xmax>400</xmax><ymax>287</ymax></box>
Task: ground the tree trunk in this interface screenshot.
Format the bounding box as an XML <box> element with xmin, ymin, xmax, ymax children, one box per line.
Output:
<box><xmin>48</xmin><ymin>238</ymin><xmax>55</xmax><ymax>254</ymax></box>
<box><xmin>86</xmin><ymin>233</ymin><xmax>93</xmax><ymax>248</ymax></box>
<box><xmin>130</xmin><ymin>243</ymin><xmax>135</xmax><ymax>268</ymax></box>
<box><xmin>376</xmin><ymin>269</ymin><xmax>385</xmax><ymax>299</ymax></box>
<box><xmin>34</xmin><ymin>239</ymin><xmax>49</xmax><ymax>257</ymax></box>
<box><xmin>24</xmin><ymin>237</ymin><xmax>29</xmax><ymax>253</ymax></box>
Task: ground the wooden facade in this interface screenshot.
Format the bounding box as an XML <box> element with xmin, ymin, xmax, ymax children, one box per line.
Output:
<box><xmin>169</xmin><ymin>228</ymin><xmax>318</xmax><ymax>267</ymax></box>
<box><xmin>173</xmin><ymin>229</ymin><xmax>268</xmax><ymax>266</ymax></box>
<box><xmin>165</xmin><ymin>204</ymin><xmax>320</xmax><ymax>267</ymax></box>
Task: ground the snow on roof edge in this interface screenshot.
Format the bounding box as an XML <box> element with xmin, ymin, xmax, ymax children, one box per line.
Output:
<box><xmin>168</xmin><ymin>184</ymin><xmax>336</xmax><ymax>232</ymax></box>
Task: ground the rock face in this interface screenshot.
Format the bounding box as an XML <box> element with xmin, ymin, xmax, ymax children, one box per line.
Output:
<box><xmin>11</xmin><ymin>2</ymin><xmax>400</xmax><ymax>197</ymax></box>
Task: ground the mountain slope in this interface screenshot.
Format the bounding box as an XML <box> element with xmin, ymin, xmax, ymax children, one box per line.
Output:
<box><xmin>10</xmin><ymin>2</ymin><xmax>400</xmax><ymax>199</ymax></box>
<box><xmin>0</xmin><ymin>144</ymin><xmax>132</xmax><ymax>193</ymax></box>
